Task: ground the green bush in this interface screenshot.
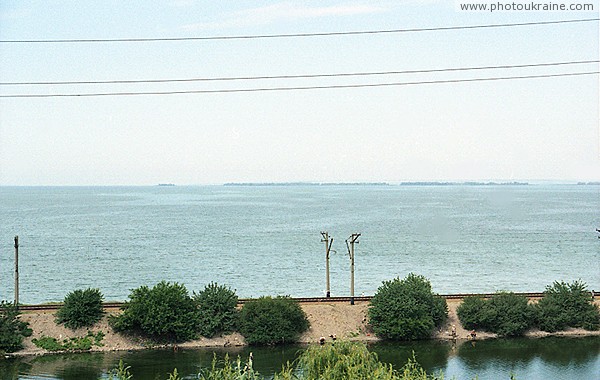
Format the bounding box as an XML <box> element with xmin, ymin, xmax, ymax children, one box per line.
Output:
<box><xmin>457</xmin><ymin>292</ymin><xmax>534</xmax><ymax>337</ymax></box>
<box><xmin>238</xmin><ymin>296</ymin><xmax>309</xmax><ymax>345</ymax></box>
<box><xmin>535</xmin><ymin>280</ymin><xmax>600</xmax><ymax>332</ymax></box>
<box><xmin>368</xmin><ymin>273</ymin><xmax>448</xmax><ymax>340</ymax></box>
<box><xmin>484</xmin><ymin>292</ymin><xmax>533</xmax><ymax>337</ymax></box>
<box><xmin>456</xmin><ymin>296</ymin><xmax>487</xmax><ymax>330</ymax></box>
<box><xmin>193</xmin><ymin>282</ymin><xmax>238</xmax><ymax>338</ymax></box>
<box><xmin>0</xmin><ymin>301</ymin><xmax>32</xmax><ymax>353</ymax></box>
<box><xmin>110</xmin><ymin>281</ymin><xmax>199</xmax><ymax>343</ymax></box>
<box><xmin>55</xmin><ymin>288</ymin><xmax>105</xmax><ymax>329</ymax></box>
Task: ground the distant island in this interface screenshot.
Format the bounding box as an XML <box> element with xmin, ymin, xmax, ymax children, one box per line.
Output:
<box><xmin>223</xmin><ymin>182</ymin><xmax>389</xmax><ymax>186</ymax></box>
<box><xmin>399</xmin><ymin>181</ymin><xmax>529</xmax><ymax>186</ymax></box>
<box><xmin>157</xmin><ymin>183</ymin><xmax>175</xmax><ymax>186</ymax></box>
<box><xmin>222</xmin><ymin>182</ymin><xmax>530</xmax><ymax>187</ymax></box>
<box><xmin>577</xmin><ymin>182</ymin><xmax>600</xmax><ymax>185</ymax></box>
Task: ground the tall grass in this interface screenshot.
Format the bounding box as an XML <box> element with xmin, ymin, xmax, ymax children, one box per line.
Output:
<box><xmin>290</xmin><ymin>341</ymin><xmax>440</xmax><ymax>380</ymax></box>
<box><xmin>197</xmin><ymin>353</ymin><xmax>263</xmax><ymax>380</ymax></box>
<box><xmin>195</xmin><ymin>341</ymin><xmax>442</xmax><ymax>380</ymax></box>
<box><xmin>110</xmin><ymin>341</ymin><xmax>455</xmax><ymax>379</ymax></box>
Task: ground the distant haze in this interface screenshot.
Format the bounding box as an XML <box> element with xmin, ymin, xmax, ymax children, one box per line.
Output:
<box><xmin>1</xmin><ymin>1</ymin><xmax>598</xmax><ymax>185</ymax></box>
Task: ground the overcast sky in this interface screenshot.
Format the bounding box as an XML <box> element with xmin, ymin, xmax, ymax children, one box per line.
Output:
<box><xmin>0</xmin><ymin>1</ymin><xmax>598</xmax><ymax>185</ymax></box>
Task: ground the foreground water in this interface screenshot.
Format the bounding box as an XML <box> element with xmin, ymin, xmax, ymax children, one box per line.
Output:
<box><xmin>1</xmin><ymin>184</ymin><xmax>599</xmax><ymax>304</ymax></box>
<box><xmin>1</xmin><ymin>337</ymin><xmax>599</xmax><ymax>379</ymax></box>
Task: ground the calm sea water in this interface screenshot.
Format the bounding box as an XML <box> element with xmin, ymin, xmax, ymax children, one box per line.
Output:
<box><xmin>1</xmin><ymin>185</ymin><xmax>599</xmax><ymax>304</ymax></box>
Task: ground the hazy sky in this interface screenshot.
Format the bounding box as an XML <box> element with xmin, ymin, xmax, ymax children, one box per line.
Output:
<box><xmin>1</xmin><ymin>1</ymin><xmax>599</xmax><ymax>185</ymax></box>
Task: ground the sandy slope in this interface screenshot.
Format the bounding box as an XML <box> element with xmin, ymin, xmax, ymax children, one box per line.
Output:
<box><xmin>13</xmin><ymin>299</ymin><xmax>600</xmax><ymax>356</ymax></box>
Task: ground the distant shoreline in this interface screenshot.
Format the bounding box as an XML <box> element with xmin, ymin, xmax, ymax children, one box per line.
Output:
<box><xmin>4</xmin><ymin>181</ymin><xmax>600</xmax><ymax>187</ymax></box>
<box><xmin>223</xmin><ymin>182</ymin><xmax>390</xmax><ymax>186</ymax></box>
<box><xmin>223</xmin><ymin>181</ymin><xmax>530</xmax><ymax>186</ymax></box>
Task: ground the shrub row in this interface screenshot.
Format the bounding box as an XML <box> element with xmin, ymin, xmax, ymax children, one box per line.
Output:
<box><xmin>51</xmin><ymin>282</ymin><xmax>308</xmax><ymax>345</ymax></box>
<box><xmin>26</xmin><ymin>276</ymin><xmax>600</xmax><ymax>350</ymax></box>
<box><xmin>457</xmin><ymin>293</ymin><xmax>533</xmax><ymax>337</ymax></box>
<box><xmin>457</xmin><ymin>280</ymin><xmax>599</xmax><ymax>337</ymax></box>
<box><xmin>108</xmin><ymin>281</ymin><xmax>309</xmax><ymax>345</ymax></box>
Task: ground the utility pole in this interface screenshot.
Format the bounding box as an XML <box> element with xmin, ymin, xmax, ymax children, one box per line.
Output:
<box><xmin>345</xmin><ymin>233</ymin><xmax>360</xmax><ymax>305</ymax></box>
<box><xmin>14</xmin><ymin>236</ymin><xmax>19</xmax><ymax>307</ymax></box>
<box><xmin>321</xmin><ymin>232</ymin><xmax>333</xmax><ymax>298</ymax></box>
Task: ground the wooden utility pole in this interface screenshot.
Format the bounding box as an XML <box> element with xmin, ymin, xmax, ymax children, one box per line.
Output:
<box><xmin>321</xmin><ymin>232</ymin><xmax>333</xmax><ymax>298</ymax></box>
<box><xmin>14</xmin><ymin>236</ymin><xmax>19</xmax><ymax>307</ymax></box>
<box><xmin>345</xmin><ymin>233</ymin><xmax>360</xmax><ymax>305</ymax></box>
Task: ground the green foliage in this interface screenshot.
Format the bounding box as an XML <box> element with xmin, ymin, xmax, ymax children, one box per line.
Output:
<box><xmin>110</xmin><ymin>281</ymin><xmax>200</xmax><ymax>343</ymax></box>
<box><xmin>0</xmin><ymin>301</ymin><xmax>32</xmax><ymax>353</ymax></box>
<box><xmin>196</xmin><ymin>342</ymin><xmax>442</xmax><ymax>380</ymax></box>
<box><xmin>238</xmin><ymin>296</ymin><xmax>309</xmax><ymax>345</ymax></box>
<box><xmin>485</xmin><ymin>292</ymin><xmax>534</xmax><ymax>337</ymax></box>
<box><xmin>198</xmin><ymin>353</ymin><xmax>262</xmax><ymax>380</ymax></box>
<box><xmin>368</xmin><ymin>273</ymin><xmax>448</xmax><ymax>340</ymax></box>
<box><xmin>292</xmin><ymin>340</ymin><xmax>438</xmax><ymax>380</ymax></box>
<box><xmin>168</xmin><ymin>368</ymin><xmax>182</xmax><ymax>380</ymax></box>
<box><xmin>194</xmin><ymin>282</ymin><xmax>239</xmax><ymax>338</ymax></box>
<box><xmin>108</xmin><ymin>360</ymin><xmax>133</xmax><ymax>380</ymax></box>
<box><xmin>457</xmin><ymin>292</ymin><xmax>534</xmax><ymax>337</ymax></box>
<box><xmin>32</xmin><ymin>330</ymin><xmax>104</xmax><ymax>351</ymax></box>
<box><xmin>534</xmin><ymin>280</ymin><xmax>600</xmax><ymax>332</ymax></box>
<box><xmin>456</xmin><ymin>296</ymin><xmax>487</xmax><ymax>330</ymax></box>
<box><xmin>96</xmin><ymin>342</ymin><xmax>504</xmax><ymax>380</ymax></box>
<box><xmin>55</xmin><ymin>288</ymin><xmax>105</xmax><ymax>329</ymax></box>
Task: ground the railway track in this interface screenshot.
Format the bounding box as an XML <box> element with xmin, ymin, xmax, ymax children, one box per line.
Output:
<box><xmin>15</xmin><ymin>291</ymin><xmax>599</xmax><ymax>312</ymax></box>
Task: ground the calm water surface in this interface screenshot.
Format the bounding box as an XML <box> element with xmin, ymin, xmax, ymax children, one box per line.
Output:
<box><xmin>1</xmin><ymin>185</ymin><xmax>599</xmax><ymax>303</ymax></box>
<box><xmin>1</xmin><ymin>337</ymin><xmax>599</xmax><ymax>379</ymax></box>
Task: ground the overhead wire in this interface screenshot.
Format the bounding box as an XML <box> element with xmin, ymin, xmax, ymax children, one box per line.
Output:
<box><xmin>1</xmin><ymin>60</ymin><xmax>597</xmax><ymax>86</ymax></box>
<box><xmin>1</xmin><ymin>18</ymin><xmax>597</xmax><ymax>98</ymax></box>
<box><xmin>0</xmin><ymin>18</ymin><xmax>597</xmax><ymax>43</ymax></box>
<box><xmin>1</xmin><ymin>71</ymin><xmax>597</xmax><ymax>98</ymax></box>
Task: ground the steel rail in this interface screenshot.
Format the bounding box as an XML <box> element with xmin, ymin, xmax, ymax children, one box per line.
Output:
<box><xmin>14</xmin><ymin>291</ymin><xmax>599</xmax><ymax>312</ymax></box>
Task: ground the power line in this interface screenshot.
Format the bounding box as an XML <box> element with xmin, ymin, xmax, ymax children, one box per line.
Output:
<box><xmin>1</xmin><ymin>60</ymin><xmax>597</xmax><ymax>86</ymax></box>
<box><xmin>1</xmin><ymin>71</ymin><xmax>596</xmax><ymax>98</ymax></box>
<box><xmin>1</xmin><ymin>18</ymin><xmax>597</xmax><ymax>44</ymax></box>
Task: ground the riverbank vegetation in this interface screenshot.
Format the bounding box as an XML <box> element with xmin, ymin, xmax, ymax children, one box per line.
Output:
<box><xmin>457</xmin><ymin>292</ymin><xmax>532</xmax><ymax>337</ymax></box>
<box><xmin>534</xmin><ymin>280</ymin><xmax>600</xmax><ymax>331</ymax></box>
<box><xmin>55</xmin><ymin>288</ymin><xmax>104</xmax><ymax>329</ymax></box>
<box><xmin>457</xmin><ymin>281</ymin><xmax>599</xmax><ymax>337</ymax></box>
<box><xmin>107</xmin><ymin>341</ymin><xmax>448</xmax><ymax>380</ymax></box>
<box><xmin>239</xmin><ymin>296</ymin><xmax>310</xmax><ymax>345</ymax></box>
<box><xmin>368</xmin><ymin>273</ymin><xmax>447</xmax><ymax>340</ymax></box>
<box><xmin>107</xmin><ymin>282</ymin><xmax>309</xmax><ymax>346</ymax></box>
<box><xmin>32</xmin><ymin>330</ymin><xmax>104</xmax><ymax>351</ymax></box>
<box><xmin>194</xmin><ymin>282</ymin><xmax>239</xmax><ymax>338</ymax></box>
<box><xmin>110</xmin><ymin>281</ymin><xmax>200</xmax><ymax>343</ymax></box>
<box><xmin>0</xmin><ymin>301</ymin><xmax>32</xmax><ymax>353</ymax></box>
<box><xmin>11</xmin><ymin>276</ymin><xmax>599</xmax><ymax>356</ymax></box>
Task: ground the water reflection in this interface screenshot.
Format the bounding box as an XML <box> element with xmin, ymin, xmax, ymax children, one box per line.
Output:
<box><xmin>368</xmin><ymin>339</ymin><xmax>451</xmax><ymax>371</ymax></box>
<box><xmin>452</xmin><ymin>337</ymin><xmax>600</xmax><ymax>380</ymax></box>
<box><xmin>1</xmin><ymin>337</ymin><xmax>598</xmax><ymax>380</ymax></box>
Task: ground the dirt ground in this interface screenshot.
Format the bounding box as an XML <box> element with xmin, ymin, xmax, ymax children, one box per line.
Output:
<box><xmin>13</xmin><ymin>298</ymin><xmax>600</xmax><ymax>356</ymax></box>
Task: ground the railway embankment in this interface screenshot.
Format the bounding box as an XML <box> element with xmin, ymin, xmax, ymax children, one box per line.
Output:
<box><xmin>11</xmin><ymin>294</ymin><xmax>600</xmax><ymax>356</ymax></box>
